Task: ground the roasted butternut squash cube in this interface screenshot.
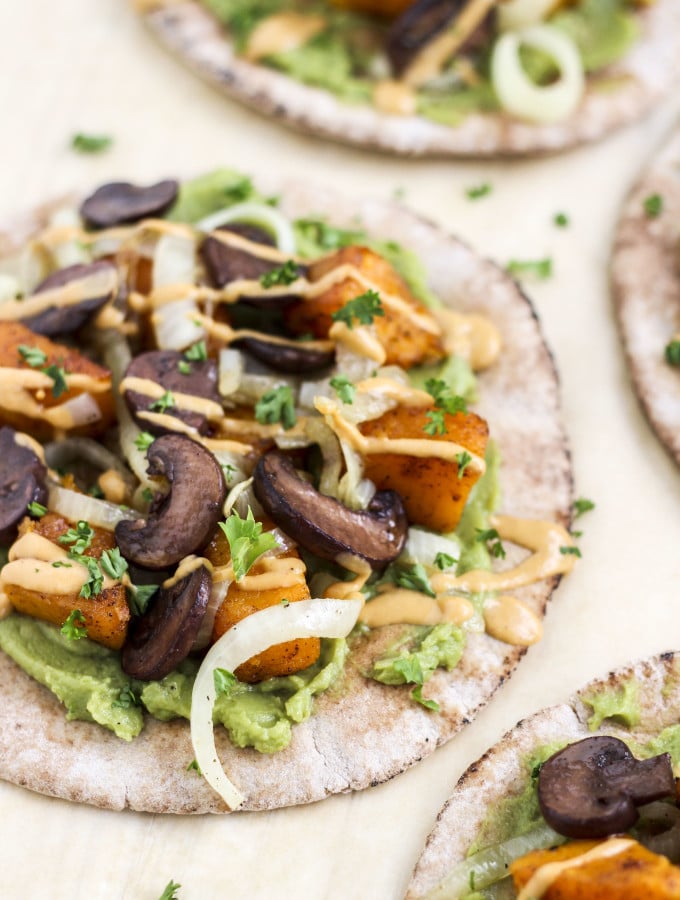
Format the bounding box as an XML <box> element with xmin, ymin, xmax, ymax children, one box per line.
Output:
<box><xmin>0</xmin><ymin>321</ymin><xmax>114</xmax><ymax>440</ymax></box>
<box><xmin>283</xmin><ymin>246</ymin><xmax>445</xmax><ymax>369</ymax></box>
<box><xmin>511</xmin><ymin>838</ymin><xmax>680</xmax><ymax>899</ymax></box>
<box><xmin>208</xmin><ymin>529</ymin><xmax>320</xmax><ymax>683</ymax></box>
<box><xmin>3</xmin><ymin>514</ymin><xmax>130</xmax><ymax>650</ymax></box>
<box><xmin>359</xmin><ymin>404</ymin><xmax>488</xmax><ymax>532</ymax></box>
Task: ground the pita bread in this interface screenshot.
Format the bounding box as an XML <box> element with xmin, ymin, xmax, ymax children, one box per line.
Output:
<box><xmin>0</xmin><ymin>177</ymin><xmax>572</xmax><ymax>813</ymax></box>
<box><xmin>135</xmin><ymin>0</ymin><xmax>680</xmax><ymax>157</ymax></box>
<box><xmin>407</xmin><ymin>650</ymin><xmax>680</xmax><ymax>898</ymax></box>
<box><xmin>612</xmin><ymin>125</ymin><xmax>680</xmax><ymax>467</ymax></box>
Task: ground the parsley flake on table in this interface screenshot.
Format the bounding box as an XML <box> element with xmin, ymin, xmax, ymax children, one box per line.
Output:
<box><xmin>260</xmin><ymin>259</ymin><xmax>299</xmax><ymax>288</ymax></box>
<box><xmin>219</xmin><ymin>507</ymin><xmax>277</xmax><ymax>581</ymax></box>
<box><xmin>71</xmin><ymin>132</ymin><xmax>113</xmax><ymax>154</ymax></box>
<box><xmin>573</xmin><ymin>497</ymin><xmax>595</xmax><ymax>518</ymax></box>
<box><xmin>330</xmin><ymin>374</ymin><xmax>356</xmax><ymax>405</ymax></box>
<box><xmin>158</xmin><ymin>880</ymin><xmax>181</xmax><ymax>900</ymax></box>
<box><xmin>643</xmin><ymin>193</ymin><xmax>663</xmax><ymax>218</ymax></box>
<box><xmin>560</xmin><ymin>546</ymin><xmax>582</xmax><ymax>557</ymax></box>
<box><xmin>254</xmin><ymin>385</ymin><xmax>297</xmax><ymax>430</ymax></box>
<box><xmin>61</xmin><ymin>609</ymin><xmax>87</xmax><ymax>640</ymax></box>
<box><xmin>476</xmin><ymin>528</ymin><xmax>506</xmax><ymax>559</ymax></box>
<box><xmin>507</xmin><ymin>258</ymin><xmax>553</xmax><ymax>281</ymax></box>
<box><xmin>553</xmin><ymin>212</ymin><xmax>570</xmax><ymax>228</ymax></box>
<box><xmin>187</xmin><ymin>759</ymin><xmax>202</xmax><ymax>775</ymax></box>
<box><xmin>465</xmin><ymin>182</ymin><xmax>492</xmax><ymax>200</ymax></box>
<box><xmin>150</xmin><ymin>390</ymin><xmax>176</xmax><ymax>413</ymax></box>
<box><xmin>331</xmin><ymin>289</ymin><xmax>384</xmax><ymax>329</ymax></box>
<box><xmin>665</xmin><ymin>340</ymin><xmax>680</xmax><ymax>366</ymax></box>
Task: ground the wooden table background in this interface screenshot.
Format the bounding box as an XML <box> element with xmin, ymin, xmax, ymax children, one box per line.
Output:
<box><xmin>1</xmin><ymin>2</ymin><xmax>680</xmax><ymax>898</ymax></box>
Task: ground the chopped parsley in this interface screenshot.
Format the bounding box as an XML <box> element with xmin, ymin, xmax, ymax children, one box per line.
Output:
<box><xmin>184</xmin><ymin>340</ymin><xmax>208</xmax><ymax>362</ymax></box>
<box><xmin>330</xmin><ymin>374</ymin><xmax>356</xmax><ymax>405</ymax></box>
<box><xmin>142</xmin><ymin>487</ymin><xmax>155</xmax><ymax>503</ymax></box>
<box><xmin>465</xmin><ymin>182</ymin><xmax>492</xmax><ymax>200</ymax></box>
<box><xmin>553</xmin><ymin>212</ymin><xmax>570</xmax><ymax>228</ymax></box>
<box><xmin>18</xmin><ymin>345</ymin><xmax>47</xmax><ymax>367</ymax></box>
<box><xmin>644</xmin><ymin>193</ymin><xmax>663</xmax><ymax>219</ymax></box>
<box><xmin>560</xmin><ymin>546</ymin><xmax>582</xmax><ymax>557</ymax></box>
<box><xmin>149</xmin><ymin>390</ymin><xmax>176</xmax><ymax>413</ymax></box>
<box><xmin>27</xmin><ymin>501</ymin><xmax>47</xmax><ymax>518</ymax></box>
<box><xmin>127</xmin><ymin>583</ymin><xmax>159</xmax><ymax>616</ymax></box>
<box><xmin>112</xmin><ymin>684</ymin><xmax>139</xmax><ymax>709</ymax></box>
<box><xmin>158</xmin><ymin>881</ymin><xmax>181</xmax><ymax>900</ymax></box>
<box><xmin>61</xmin><ymin>609</ymin><xmax>87</xmax><ymax>640</ymax></box>
<box><xmin>214</xmin><ymin>667</ymin><xmax>237</xmax><ymax>695</ymax></box>
<box><xmin>423</xmin><ymin>378</ymin><xmax>467</xmax><ymax>436</ymax></box>
<box><xmin>573</xmin><ymin>497</ymin><xmax>595</xmax><ymax>518</ymax></box>
<box><xmin>434</xmin><ymin>552</ymin><xmax>456</xmax><ymax>571</ymax></box>
<box><xmin>187</xmin><ymin>759</ymin><xmax>202</xmax><ymax>775</ymax></box>
<box><xmin>43</xmin><ymin>364</ymin><xmax>68</xmax><ymax>399</ymax></box>
<box><xmin>395</xmin><ymin>563</ymin><xmax>435</xmax><ymax>598</ymax></box>
<box><xmin>331</xmin><ymin>289</ymin><xmax>384</xmax><ymax>330</ymax></box>
<box><xmin>221</xmin><ymin>463</ymin><xmax>236</xmax><ymax>483</ymax></box>
<box><xmin>254</xmin><ymin>385</ymin><xmax>297</xmax><ymax>430</ymax></box>
<box><xmin>219</xmin><ymin>507</ymin><xmax>277</xmax><ymax>581</ymax></box>
<box><xmin>177</xmin><ymin>360</ymin><xmax>191</xmax><ymax>375</ymax></box>
<box><xmin>507</xmin><ymin>258</ymin><xmax>553</xmax><ymax>281</ymax></box>
<box><xmin>280</xmin><ymin>598</ymin><xmax>290</xmax><ymax>607</ymax></box>
<box><xmin>71</xmin><ymin>132</ymin><xmax>113</xmax><ymax>154</ymax></box>
<box><xmin>260</xmin><ymin>260</ymin><xmax>299</xmax><ymax>288</ymax></box>
<box><xmin>134</xmin><ymin>431</ymin><xmax>155</xmax><ymax>452</ymax></box>
<box><xmin>665</xmin><ymin>340</ymin><xmax>680</xmax><ymax>366</ymax></box>
<box><xmin>391</xmin><ymin>656</ymin><xmax>439</xmax><ymax>712</ymax></box>
<box><xmin>58</xmin><ymin>520</ymin><xmax>94</xmax><ymax>555</ymax></box>
<box><xmin>74</xmin><ymin>555</ymin><xmax>104</xmax><ymax>599</ymax></box>
<box><xmin>455</xmin><ymin>450</ymin><xmax>473</xmax><ymax>479</ymax></box>
<box><xmin>412</xmin><ymin>684</ymin><xmax>440</xmax><ymax>712</ymax></box>
<box><xmin>51</xmin><ymin>561</ymin><xmax>72</xmax><ymax>568</ymax></box>
<box><xmin>100</xmin><ymin>547</ymin><xmax>129</xmax><ymax>580</ymax></box>
<box><xmin>476</xmin><ymin>528</ymin><xmax>506</xmax><ymax>559</ymax></box>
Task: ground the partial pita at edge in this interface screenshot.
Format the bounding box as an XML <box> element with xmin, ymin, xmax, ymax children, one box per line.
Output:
<box><xmin>612</xmin><ymin>124</ymin><xmax>680</xmax><ymax>466</ymax></box>
<box><xmin>135</xmin><ymin>0</ymin><xmax>680</xmax><ymax>158</ymax></box>
<box><xmin>0</xmin><ymin>177</ymin><xmax>572</xmax><ymax>813</ymax></box>
<box><xmin>407</xmin><ymin>650</ymin><xmax>680</xmax><ymax>899</ymax></box>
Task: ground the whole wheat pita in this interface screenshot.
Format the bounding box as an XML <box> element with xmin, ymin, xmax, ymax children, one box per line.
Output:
<box><xmin>134</xmin><ymin>0</ymin><xmax>680</xmax><ymax>158</ymax></box>
<box><xmin>0</xmin><ymin>175</ymin><xmax>572</xmax><ymax>813</ymax></box>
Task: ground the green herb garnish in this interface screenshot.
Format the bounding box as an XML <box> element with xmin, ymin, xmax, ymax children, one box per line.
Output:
<box><xmin>260</xmin><ymin>260</ymin><xmax>299</xmax><ymax>288</ymax></box>
<box><xmin>184</xmin><ymin>340</ymin><xmax>208</xmax><ymax>362</ymax></box>
<box><xmin>455</xmin><ymin>450</ymin><xmax>473</xmax><ymax>479</ymax></box>
<box><xmin>58</xmin><ymin>520</ymin><xmax>94</xmax><ymax>554</ymax></box>
<box><xmin>134</xmin><ymin>431</ymin><xmax>155</xmax><ymax>452</ymax></box>
<box><xmin>127</xmin><ymin>583</ymin><xmax>160</xmax><ymax>616</ymax></box>
<box><xmin>112</xmin><ymin>684</ymin><xmax>139</xmax><ymax>709</ymax></box>
<box><xmin>149</xmin><ymin>391</ymin><xmax>176</xmax><ymax>413</ymax></box>
<box><xmin>665</xmin><ymin>340</ymin><xmax>680</xmax><ymax>366</ymax></box>
<box><xmin>330</xmin><ymin>374</ymin><xmax>356</xmax><ymax>405</ymax></box>
<box><xmin>218</xmin><ymin>507</ymin><xmax>277</xmax><ymax>581</ymax></box>
<box><xmin>554</xmin><ymin>212</ymin><xmax>570</xmax><ymax>228</ymax></box>
<box><xmin>18</xmin><ymin>345</ymin><xmax>47</xmax><ymax>367</ymax></box>
<box><xmin>71</xmin><ymin>133</ymin><xmax>113</xmax><ymax>154</ymax></box>
<box><xmin>27</xmin><ymin>501</ymin><xmax>47</xmax><ymax>518</ymax></box>
<box><xmin>100</xmin><ymin>547</ymin><xmax>129</xmax><ymax>580</ymax></box>
<box><xmin>331</xmin><ymin>289</ymin><xmax>384</xmax><ymax>329</ymax></box>
<box><xmin>644</xmin><ymin>193</ymin><xmax>663</xmax><ymax>218</ymax></box>
<box><xmin>214</xmin><ymin>667</ymin><xmax>238</xmax><ymax>695</ymax></box>
<box><xmin>465</xmin><ymin>183</ymin><xmax>492</xmax><ymax>200</ymax></box>
<box><xmin>61</xmin><ymin>609</ymin><xmax>87</xmax><ymax>640</ymax></box>
<box><xmin>177</xmin><ymin>360</ymin><xmax>191</xmax><ymax>375</ymax></box>
<box><xmin>507</xmin><ymin>258</ymin><xmax>553</xmax><ymax>281</ymax></box>
<box><xmin>158</xmin><ymin>881</ymin><xmax>182</xmax><ymax>900</ymax></box>
<box><xmin>560</xmin><ymin>546</ymin><xmax>582</xmax><ymax>557</ymax></box>
<box><xmin>573</xmin><ymin>497</ymin><xmax>595</xmax><ymax>518</ymax></box>
<box><xmin>476</xmin><ymin>528</ymin><xmax>506</xmax><ymax>559</ymax></box>
<box><xmin>434</xmin><ymin>552</ymin><xmax>456</xmax><ymax>571</ymax></box>
<box><xmin>254</xmin><ymin>385</ymin><xmax>297</xmax><ymax>430</ymax></box>
<box><xmin>395</xmin><ymin>563</ymin><xmax>435</xmax><ymax>598</ymax></box>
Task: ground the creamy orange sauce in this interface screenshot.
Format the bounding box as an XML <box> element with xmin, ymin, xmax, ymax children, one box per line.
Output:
<box><xmin>2</xmin><ymin>532</ymin><xmax>116</xmax><ymax>597</ymax></box>
<box><xmin>0</xmin><ymin>266</ymin><xmax>117</xmax><ymax>321</ymax></box>
<box><xmin>97</xmin><ymin>469</ymin><xmax>128</xmax><ymax>505</ymax></box>
<box><xmin>195</xmin><ymin>311</ymin><xmax>334</xmax><ymax>353</ymax></box>
<box><xmin>433</xmin><ymin>307</ymin><xmax>502</xmax><ymax>371</ymax></box>
<box><xmin>134</xmin><ymin>411</ymin><xmax>254</xmax><ymax>456</ymax></box>
<box><xmin>324</xmin><ymin>554</ymin><xmax>372</xmax><ymax>602</ymax></box>
<box><xmin>244</xmin><ymin>12</ymin><xmax>326</xmax><ymax>62</ymax></box>
<box><xmin>119</xmin><ymin>375</ymin><xmax>225</xmax><ymax>421</ymax></box>
<box><xmin>238</xmin><ymin>556</ymin><xmax>307</xmax><ymax>591</ymax></box>
<box><xmin>483</xmin><ymin>594</ymin><xmax>542</xmax><ymax>646</ymax></box>
<box><xmin>517</xmin><ymin>839</ymin><xmax>635</xmax><ymax>900</ymax></box>
<box><xmin>359</xmin><ymin>589</ymin><xmax>474</xmax><ymax>627</ymax></box>
<box><xmin>315</xmin><ymin>396</ymin><xmax>486</xmax><ymax>473</ymax></box>
<box><xmin>373</xmin><ymin>80</ymin><xmax>418</xmax><ymax>116</ymax></box>
<box><xmin>328</xmin><ymin>321</ymin><xmax>386</xmax><ymax>363</ymax></box>
<box><xmin>163</xmin><ymin>555</ymin><xmax>213</xmax><ymax>590</ymax></box>
<box><xmin>355</xmin><ymin>376</ymin><xmax>432</xmax><ymax>408</ymax></box>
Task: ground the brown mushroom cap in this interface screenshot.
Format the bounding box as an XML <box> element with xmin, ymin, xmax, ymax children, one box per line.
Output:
<box><xmin>24</xmin><ymin>261</ymin><xmax>118</xmax><ymax>336</ymax></box>
<box><xmin>253</xmin><ymin>451</ymin><xmax>407</xmax><ymax>567</ymax></box>
<box><xmin>231</xmin><ymin>335</ymin><xmax>334</xmax><ymax>374</ymax></box>
<box><xmin>80</xmin><ymin>179</ymin><xmax>179</xmax><ymax>229</ymax></box>
<box><xmin>0</xmin><ymin>427</ymin><xmax>48</xmax><ymax>544</ymax></box>
<box><xmin>115</xmin><ymin>434</ymin><xmax>226</xmax><ymax>570</ymax></box>
<box><xmin>538</xmin><ymin>735</ymin><xmax>676</xmax><ymax>839</ymax></box>
<box><xmin>387</xmin><ymin>0</ymin><xmax>462</xmax><ymax>76</ymax></box>
<box><xmin>123</xmin><ymin>350</ymin><xmax>220</xmax><ymax>436</ymax></box>
<box><xmin>121</xmin><ymin>565</ymin><xmax>212</xmax><ymax>681</ymax></box>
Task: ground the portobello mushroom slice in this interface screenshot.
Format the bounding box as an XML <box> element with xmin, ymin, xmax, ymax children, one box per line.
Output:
<box><xmin>538</xmin><ymin>736</ymin><xmax>676</xmax><ymax>839</ymax></box>
<box><xmin>0</xmin><ymin>427</ymin><xmax>48</xmax><ymax>543</ymax></box>
<box><xmin>122</xmin><ymin>350</ymin><xmax>221</xmax><ymax>436</ymax></box>
<box><xmin>253</xmin><ymin>451</ymin><xmax>407</xmax><ymax>567</ymax></box>
<box><xmin>22</xmin><ymin>261</ymin><xmax>119</xmax><ymax>336</ymax></box>
<box><xmin>231</xmin><ymin>334</ymin><xmax>335</xmax><ymax>374</ymax></box>
<box><xmin>115</xmin><ymin>434</ymin><xmax>226</xmax><ymax>570</ymax></box>
<box><xmin>121</xmin><ymin>565</ymin><xmax>212</xmax><ymax>681</ymax></box>
<box><xmin>80</xmin><ymin>179</ymin><xmax>179</xmax><ymax>229</ymax></box>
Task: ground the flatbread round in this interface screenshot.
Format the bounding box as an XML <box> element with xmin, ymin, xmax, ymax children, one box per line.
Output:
<box><xmin>407</xmin><ymin>650</ymin><xmax>680</xmax><ymax>898</ymax></box>
<box><xmin>0</xmin><ymin>178</ymin><xmax>572</xmax><ymax>813</ymax></box>
<box><xmin>135</xmin><ymin>1</ymin><xmax>680</xmax><ymax>157</ymax></box>
<box><xmin>612</xmin><ymin>125</ymin><xmax>680</xmax><ymax>466</ymax></box>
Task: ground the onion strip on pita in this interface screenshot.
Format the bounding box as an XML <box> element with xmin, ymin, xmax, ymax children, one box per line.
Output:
<box><xmin>190</xmin><ymin>597</ymin><xmax>362</xmax><ymax>808</ymax></box>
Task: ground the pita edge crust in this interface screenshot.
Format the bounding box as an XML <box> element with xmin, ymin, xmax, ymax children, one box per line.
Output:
<box><xmin>612</xmin><ymin>123</ymin><xmax>680</xmax><ymax>467</ymax></box>
<box><xmin>0</xmin><ymin>176</ymin><xmax>572</xmax><ymax>813</ymax></box>
<box><xmin>135</xmin><ymin>0</ymin><xmax>680</xmax><ymax>158</ymax></box>
<box><xmin>406</xmin><ymin>650</ymin><xmax>680</xmax><ymax>899</ymax></box>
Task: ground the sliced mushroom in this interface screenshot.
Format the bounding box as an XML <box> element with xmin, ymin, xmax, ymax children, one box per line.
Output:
<box><xmin>115</xmin><ymin>434</ymin><xmax>226</xmax><ymax>570</ymax></box>
<box><xmin>232</xmin><ymin>335</ymin><xmax>335</xmax><ymax>374</ymax></box>
<box><xmin>22</xmin><ymin>261</ymin><xmax>118</xmax><ymax>336</ymax></box>
<box><xmin>0</xmin><ymin>427</ymin><xmax>48</xmax><ymax>543</ymax></box>
<box><xmin>121</xmin><ymin>565</ymin><xmax>212</xmax><ymax>681</ymax></box>
<box><xmin>123</xmin><ymin>350</ymin><xmax>220</xmax><ymax>436</ymax></box>
<box><xmin>80</xmin><ymin>179</ymin><xmax>179</xmax><ymax>229</ymax></box>
<box><xmin>253</xmin><ymin>451</ymin><xmax>407</xmax><ymax>567</ymax></box>
<box><xmin>538</xmin><ymin>736</ymin><xmax>676</xmax><ymax>839</ymax></box>
<box><xmin>387</xmin><ymin>0</ymin><xmax>493</xmax><ymax>79</ymax></box>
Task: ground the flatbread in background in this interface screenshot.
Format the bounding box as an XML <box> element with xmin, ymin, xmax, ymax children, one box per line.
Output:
<box><xmin>0</xmin><ymin>178</ymin><xmax>572</xmax><ymax>813</ymax></box>
<box><xmin>134</xmin><ymin>0</ymin><xmax>680</xmax><ymax>157</ymax></box>
<box><xmin>612</xmin><ymin>125</ymin><xmax>680</xmax><ymax>466</ymax></box>
<box><xmin>407</xmin><ymin>651</ymin><xmax>680</xmax><ymax>899</ymax></box>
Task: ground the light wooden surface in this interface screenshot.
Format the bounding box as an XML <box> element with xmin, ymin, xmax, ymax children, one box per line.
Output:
<box><xmin>1</xmin><ymin>3</ymin><xmax>680</xmax><ymax>899</ymax></box>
